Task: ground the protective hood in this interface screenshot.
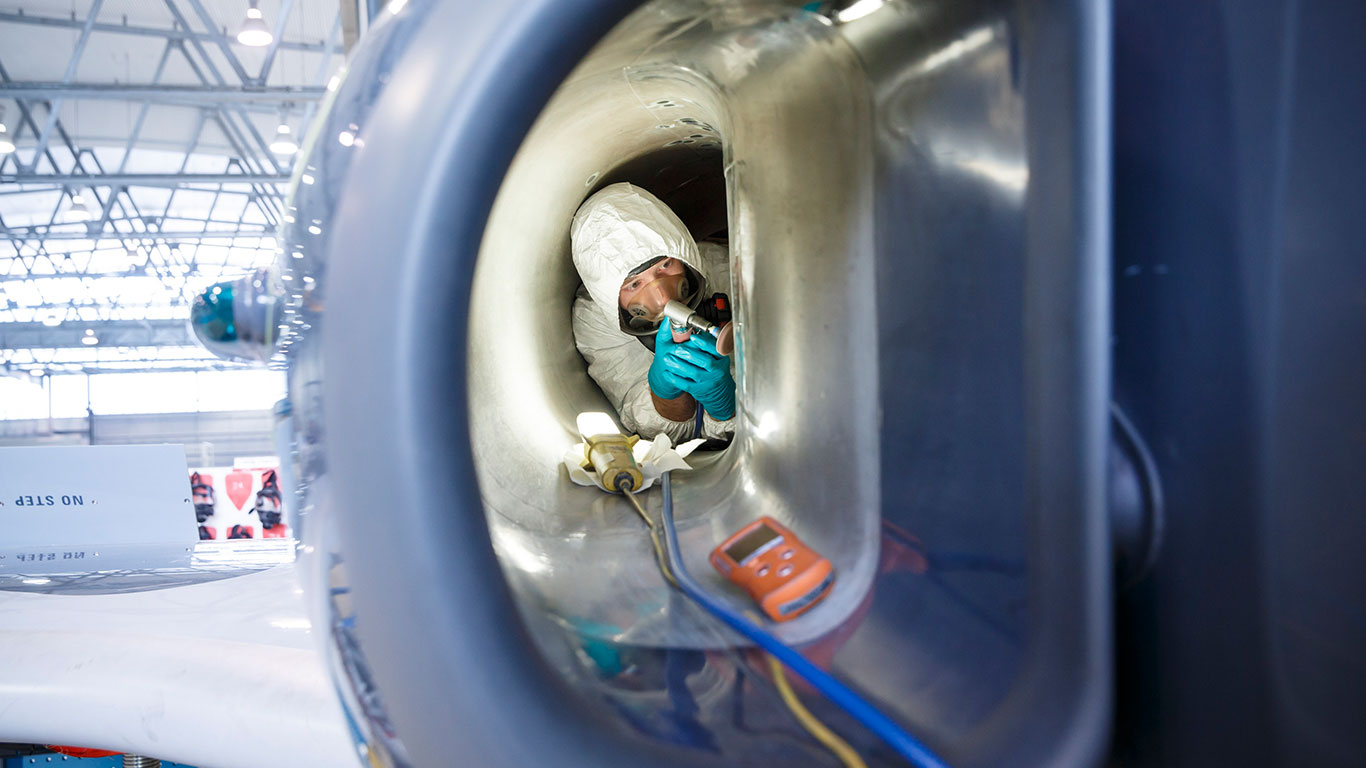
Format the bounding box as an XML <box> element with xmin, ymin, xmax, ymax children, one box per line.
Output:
<box><xmin>570</xmin><ymin>183</ymin><xmax>703</xmax><ymax>331</ymax></box>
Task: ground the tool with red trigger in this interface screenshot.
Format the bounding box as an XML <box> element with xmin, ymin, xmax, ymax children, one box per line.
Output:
<box><xmin>663</xmin><ymin>298</ymin><xmax>735</xmax><ymax>355</ymax></box>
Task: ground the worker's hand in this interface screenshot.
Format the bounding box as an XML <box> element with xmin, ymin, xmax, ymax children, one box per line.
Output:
<box><xmin>647</xmin><ymin>322</ymin><xmax>697</xmax><ymax>422</ymax></box>
<box><xmin>647</xmin><ymin>323</ymin><xmax>691</xmax><ymax>400</ymax></box>
<box><xmin>651</xmin><ymin>325</ymin><xmax>735</xmax><ymax>421</ymax></box>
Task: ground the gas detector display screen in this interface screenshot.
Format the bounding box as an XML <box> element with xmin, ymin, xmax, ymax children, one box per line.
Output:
<box><xmin>725</xmin><ymin>524</ymin><xmax>782</xmax><ymax>565</ymax></box>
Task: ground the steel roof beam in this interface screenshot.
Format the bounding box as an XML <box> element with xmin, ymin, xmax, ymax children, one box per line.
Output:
<box><xmin>254</xmin><ymin>0</ymin><xmax>298</xmax><ymax>86</ymax></box>
<box><xmin>183</xmin><ymin>0</ymin><xmax>253</xmax><ymax>84</ymax></box>
<box><xmin>1</xmin><ymin>228</ymin><xmax>275</xmax><ymax>241</ymax></box>
<box><xmin>27</xmin><ymin>0</ymin><xmax>105</xmax><ymax>171</ymax></box>
<box><xmin>161</xmin><ymin>0</ymin><xmax>285</xmax><ymax>186</ymax></box>
<box><xmin>1</xmin><ymin>173</ymin><xmax>290</xmax><ymax>186</ymax></box>
<box><xmin>0</xmin><ymin>267</ymin><xmax>235</xmax><ymax>287</ymax></box>
<box><xmin>0</xmin><ymin>318</ymin><xmax>194</xmax><ymax>349</ymax></box>
<box><xmin>16</xmin><ymin>364</ymin><xmax>259</xmax><ymax>374</ymax></box>
<box><xmin>0</xmin><ymin>83</ymin><xmax>326</xmax><ymax>105</ymax></box>
<box><xmin>0</xmin><ymin>11</ymin><xmax>339</xmax><ymax>54</ymax></box>
<box><xmin>0</xmin><ymin>3</ymin><xmax>326</xmax><ymax>366</ymax></box>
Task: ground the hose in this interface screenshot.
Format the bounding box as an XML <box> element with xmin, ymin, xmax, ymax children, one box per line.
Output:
<box><xmin>765</xmin><ymin>651</ymin><xmax>868</xmax><ymax>768</ymax></box>
<box><xmin>619</xmin><ymin>481</ymin><xmax>679</xmax><ymax>589</ymax></box>
<box><xmin>621</xmin><ymin>479</ymin><xmax>863</xmax><ymax>767</ymax></box>
<box><xmin>658</xmin><ymin>472</ymin><xmax>951</xmax><ymax>768</ymax></box>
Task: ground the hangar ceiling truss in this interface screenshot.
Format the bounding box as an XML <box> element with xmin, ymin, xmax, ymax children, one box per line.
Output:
<box><xmin>0</xmin><ymin>0</ymin><xmax>345</xmax><ymax>375</ymax></box>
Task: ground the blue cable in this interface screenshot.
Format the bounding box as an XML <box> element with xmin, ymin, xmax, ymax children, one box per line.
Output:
<box><xmin>658</xmin><ymin>472</ymin><xmax>952</xmax><ymax>768</ymax></box>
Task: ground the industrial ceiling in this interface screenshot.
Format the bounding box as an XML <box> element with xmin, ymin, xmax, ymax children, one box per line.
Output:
<box><xmin>0</xmin><ymin>0</ymin><xmax>350</xmax><ymax>376</ymax></box>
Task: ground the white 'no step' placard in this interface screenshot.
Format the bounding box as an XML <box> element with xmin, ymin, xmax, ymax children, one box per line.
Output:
<box><xmin>0</xmin><ymin>444</ymin><xmax>197</xmax><ymax>572</ymax></box>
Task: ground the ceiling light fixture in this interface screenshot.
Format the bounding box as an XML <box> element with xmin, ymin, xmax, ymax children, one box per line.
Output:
<box><xmin>67</xmin><ymin>191</ymin><xmax>94</xmax><ymax>222</ymax></box>
<box><xmin>0</xmin><ymin>108</ymin><xmax>14</xmax><ymax>155</ymax></box>
<box><xmin>270</xmin><ymin>122</ymin><xmax>298</xmax><ymax>156</ymax></box>
<box><xmin>236</xmin><ymin>1</ymin><xmax>274</xmax><ymax>47</ymax></box>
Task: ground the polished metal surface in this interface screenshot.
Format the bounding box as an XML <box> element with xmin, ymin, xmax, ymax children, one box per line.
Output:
<box><xmin>283</xmin><ymin>0</ymin><xmax>1111</xmax><ymax>766</ymax></box>
<box><xmin>468</xmin><ymin>1</ymin><xmax>879</xmax><ymax>649</ymax></box>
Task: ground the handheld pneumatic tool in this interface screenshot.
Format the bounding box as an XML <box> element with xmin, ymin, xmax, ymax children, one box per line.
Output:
<box><xmin>663</xmin><ymin>299</ymin><xmax>735</xmax><ymax>355</ymax></box>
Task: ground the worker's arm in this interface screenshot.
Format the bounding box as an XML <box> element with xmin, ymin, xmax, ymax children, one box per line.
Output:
<box><xmin>651</xmin><ymin>390</ymin><xmax>698</xmax><ymax>421</ymax></box>
<box><xmin>572</xmin><ymin>294</ymin><xmax>698</xmax><ymax>443</ymax></box>
<box><xmin>651</xmin><ymin>328</ymin><xmax>735</xmax><ymax>421</ymax></box>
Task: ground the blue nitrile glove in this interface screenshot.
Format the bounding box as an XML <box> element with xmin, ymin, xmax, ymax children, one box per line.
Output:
<box><xmin>648</xmin><ymin>323</ymin><xmax>691</xmax><ymax>401</ymax></box>
<box><xmin>656</xmin><ymin>327</ymin><xmax>735</xmax><ymax>421</ymax></box>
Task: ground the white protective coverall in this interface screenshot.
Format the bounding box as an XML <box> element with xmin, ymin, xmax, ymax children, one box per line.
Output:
<box><xmin>571</xmin><ymin>183</ymin><xmax>734</xmax><ymax>443</ymax></box>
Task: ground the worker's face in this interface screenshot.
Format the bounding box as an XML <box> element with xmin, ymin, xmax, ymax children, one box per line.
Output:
<box><xmin>618</xmin><ymin>257</ymin><xmax>686</xmax><ymax>323</ymax></box>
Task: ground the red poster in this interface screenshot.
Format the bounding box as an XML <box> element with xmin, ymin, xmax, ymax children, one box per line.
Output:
<box><xmin>224</xmin><ymin>470</ymin><xmax>253</xmax><ymax>510</ymax></box>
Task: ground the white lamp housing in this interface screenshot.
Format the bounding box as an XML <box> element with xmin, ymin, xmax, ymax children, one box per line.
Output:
<box><xmin>269</xmin><ymin>122</ymin><xmax>298</xmax><ymax>155</ymax></box>
<box><xmin>237</xmin><ymin>2</ymin><xmax>273</xmax><ymax>47</ymax></box>
<box><xmin>68</xmin><ymin>191</ymin><xmax>94</xmax><ymax>222</ymax></box>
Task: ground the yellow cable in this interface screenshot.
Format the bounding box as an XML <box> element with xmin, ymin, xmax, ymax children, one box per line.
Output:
<box><xmin>622</xmin><ymin>489</ymin><xmax>679</xmax><ymax>589</ymax></box>
<box><xmin>624</xmin><ymin>485</ymin><xmax>864</xmax><ymax>768</ymax></box>
<box><xmin>764</xmin><ymin>652</ymin><xmax>868</xmax><ymax>768</ymax></box>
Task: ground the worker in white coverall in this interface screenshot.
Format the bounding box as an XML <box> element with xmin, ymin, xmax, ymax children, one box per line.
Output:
<box><xmin>571</xmin><ymin>183</ymin><xmax>735</xmax><ymax>443</ymax></box>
